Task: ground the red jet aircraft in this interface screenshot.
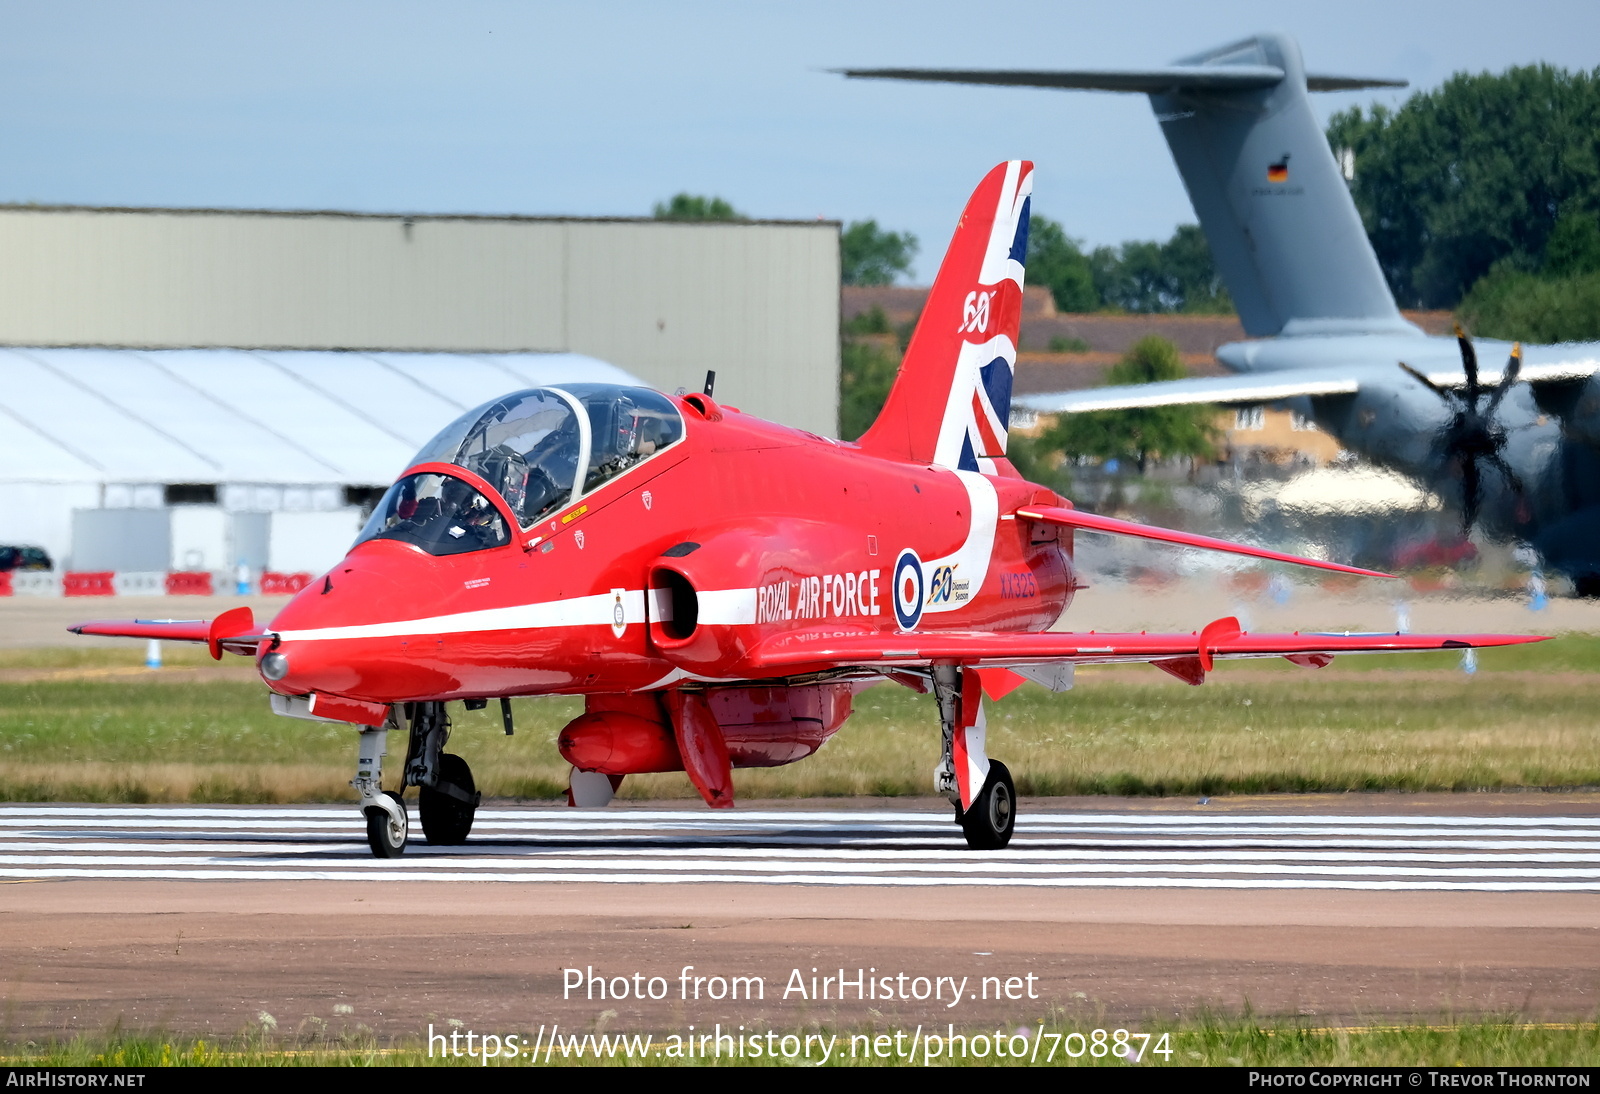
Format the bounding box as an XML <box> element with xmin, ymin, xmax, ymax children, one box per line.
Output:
<box><xmin>74</xmin><ymin>161</ymin><xmax>1543</xmax><ymax>856</ymax></box>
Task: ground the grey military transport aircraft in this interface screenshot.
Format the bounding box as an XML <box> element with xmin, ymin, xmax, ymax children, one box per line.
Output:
<box><xmin>842</xmin><ymin>33</ymin><xmax>1600</xmax><ymax>592</ymax></box>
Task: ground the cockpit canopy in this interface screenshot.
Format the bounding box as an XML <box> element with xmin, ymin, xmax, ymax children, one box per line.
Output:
<box><xmin>354</xmin><ymin>384</ymin><xmax>684</xmax><ymax>557</ymax></box>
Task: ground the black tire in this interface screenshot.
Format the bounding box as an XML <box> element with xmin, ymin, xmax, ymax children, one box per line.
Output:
<box><xmin>365</xmin><ymin>790</ymin><xmax>408</xmax><ymax>858</ymax></box>
<box><xmin>420</xmin><ymin>753</ymin><xmax>478</xmax><ymax>845</ymax></box>
<box><xmin>959</xmin><ymin>760</ymin><xmax>1016</xmax><ymax>850</ymax></box>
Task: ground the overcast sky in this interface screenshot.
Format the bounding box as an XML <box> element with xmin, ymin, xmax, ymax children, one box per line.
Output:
<box><xmin>1</xmin><ymin>1</ymin><xmax>1596</xmax><ymax>281</ymax></box>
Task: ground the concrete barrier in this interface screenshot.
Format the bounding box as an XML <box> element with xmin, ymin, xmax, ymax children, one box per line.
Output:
<box><xmin>63</xmin><ymin>572</ymin><xmax>116</xmax><ymax>597</ymax></box>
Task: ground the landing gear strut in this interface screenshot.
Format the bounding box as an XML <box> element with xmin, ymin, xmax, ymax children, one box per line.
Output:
<box><xmin>354</xmin><ymin>727</ymin><xmax>408</xmax><ymax>858</ymax></box>
<box><xmin>401</xmin><ymin>701</ymin><xmax>481</xmax><ymax>846</ymax></box>
<box><xmin>933</xmin><ymin>666</ymin><xmax>1015</xmax><ymax>850</ymax></box>
<box><xmin>351</xmin><ymin>702</ymin><xmax>481</xmax><ymax>858</ymax></box>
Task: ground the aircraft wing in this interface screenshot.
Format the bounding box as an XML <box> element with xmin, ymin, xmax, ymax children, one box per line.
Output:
<box><xmin>69</xmin><ymin>607</ymin><xmax>269</xmax><ymax>659</ymax></box>
<box><xmin>1014</xmin><ymin>346</ymin><xmax>1600</xmax><ymax>415</ymax></box>
<box><xmin>746</xmin><ymin>625</ymin><xmax>1544</xmax><ymax>677</ymax></box>
<box><xmin>1014</xmin><ymin>369</ymin><xmax>1361</xmax><ymax>413</ymax></box>
<box><xmin>1411</xmin><ymin>353</ymin><xmax>1600</xmax><ymax>390</ymax></box>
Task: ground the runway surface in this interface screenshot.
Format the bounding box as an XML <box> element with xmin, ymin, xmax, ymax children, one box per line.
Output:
<box><xmin>3</xmin><ymin>803</ymin><xmax>1597</xmax><ymax>890</ymax></box>
<box><xmin>4</xmin><ymin>797</ymin><xmax>1598</xmax><ymax>1036</ymax></box>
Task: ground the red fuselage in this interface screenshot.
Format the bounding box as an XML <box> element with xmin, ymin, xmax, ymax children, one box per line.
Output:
<box><xmin>261</xmin><ymin>394</ymin><xmax>1073</xmax><ymax>705</ymax></box>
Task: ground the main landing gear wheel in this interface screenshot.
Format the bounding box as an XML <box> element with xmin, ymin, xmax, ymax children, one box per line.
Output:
<box><xmin>960</xmin><ymin>760</ymin><xmax>1016</xmax><ymax>850</ymax></box>
<box><xmin>365</xmin><ymin>790</ymin><xmax>408</xmax><ymax>858</ymax></box>
<box><xmin>420</xmin><ymin>753</ymin><xmax>479</xmax><ymax>845</ymax></box>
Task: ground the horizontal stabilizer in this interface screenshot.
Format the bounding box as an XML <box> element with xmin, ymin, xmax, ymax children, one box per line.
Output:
<box><xmin>1016</xmin><ymin>505</ymin><xmax>1390</xmax><ymax>578</ymax></box>
<box><xmin>837</xmin><ymin>66</ymin><xmax>1403</xmax><ymax>95</ymax></box>
<box><xmin>70</xmin><ymin>610</ymin><xmax>269</xmax><ymax>659</ymax></box>
<box><xmin>747</xmin><ymin>628</ymin><xmax>1544</xmax><ymax>675</ymax></box>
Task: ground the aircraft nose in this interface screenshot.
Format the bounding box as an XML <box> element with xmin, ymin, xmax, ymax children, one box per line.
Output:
<box><xmin>260</xmin><ymin>649</ymin><xmax>291</xmax><ymax>682</ymax></box>
<box><xmin>252</xmin><ymin>541</ymin><xmax>462</xmax><ymax>702</ymax></box>
<box><xmin>255</xmin><ymin>638</ymin><xmax>368</xmax><ymax>697</ymax></box>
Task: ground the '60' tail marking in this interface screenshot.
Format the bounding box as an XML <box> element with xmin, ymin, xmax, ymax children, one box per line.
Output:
<box><xmin>958</xmin><ymin>291</ymin><xmax>994</xmax><ymax>335</ymax></box>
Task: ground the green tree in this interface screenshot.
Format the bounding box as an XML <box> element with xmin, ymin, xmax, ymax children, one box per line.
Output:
<box><xmin>653</xmin><ymin>193</ymin><xmax>743</xmax><ymax>221</ymax></box>
<box><xmin>1544</xmin><ymin>211</ymin><xmax>1600</xmax><ymax>277</ymax></box>
<box><xmin>1088</xmin><ymin>226</ymin><xmax>1231</xmax><ymax>313</ymax></box>
<box><xmin>1327</xmin><ymin>65</ymin><xmax>1600</xmax><ymax>307</ymax></box>
<box><xmin>1457</xmin><ymin>210</ymin><xmax>1600</xmax><ymax>342</ymax></box>
<box><xmin>1161</xmin><ymin>224</ymin><xmax>1232</xmax><ymax>313</ymax></box>
<box><xmin>1041</xmin><ymin>336</ymin><xmax>1220</xmax><ymax>474</ymax></box>
<box><xmin>1459</xmin><ymin>268</ymin><xmax>1600</xmax><ymax>343</ymax></box>
<box><xmin>841</xmin><ymin>220</ymin><xmax>918</xmax><ymax>286</ymax></box>
<box><xmin>838</xmin><ymin>338</ymin><xmax>899</xmax><ymax>441</ymax></box>
<box><xmin>1027</xmin><ymin>215</ymin><xmax>1099</xmax><ymax>311</ymax></box>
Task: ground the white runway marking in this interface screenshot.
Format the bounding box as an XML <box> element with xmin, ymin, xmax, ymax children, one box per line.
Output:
<box><xmin>0</xmin><ymin>805</ymin><xmax>1596</xmax><ymax>890</ymax></box>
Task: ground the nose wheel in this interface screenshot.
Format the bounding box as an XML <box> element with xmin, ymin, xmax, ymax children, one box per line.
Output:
<box><xmin>351</xmin><ymin>710</ymin><xmax>480</xmax><ymax>858</ymax></box>
<box><xmin>354</xmin><ymin>728</ymin><xmax>410</xmax><ymax>857</ymax></box>
<box><xmin>365</xmin><ymin>790</ymin><xmax>409</xmax><ymax>857</ymax></box>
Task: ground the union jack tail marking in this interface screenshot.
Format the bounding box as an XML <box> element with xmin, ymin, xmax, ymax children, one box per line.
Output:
<box><xmin>857</xmin><ymin>161</ymin><xmax>1033</xmax><ymax>471</ymax></box>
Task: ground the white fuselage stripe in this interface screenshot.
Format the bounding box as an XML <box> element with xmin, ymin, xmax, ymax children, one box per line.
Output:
<box><xmin>274</xmin><ymin>586</ymin><xmax>761</xmax><ymax>644</ymax></box>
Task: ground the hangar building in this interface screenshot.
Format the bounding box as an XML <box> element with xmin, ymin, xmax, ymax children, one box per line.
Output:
<box><xmin>0</xmin><ymin>205</ymin><xmax>840</xmax><ymax>584</ymax></box>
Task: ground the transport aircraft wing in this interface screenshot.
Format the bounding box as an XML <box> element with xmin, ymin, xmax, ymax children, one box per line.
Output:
<box><xmin>1013</xmin><ymin>355</ymin><xmax>1600</xmax><ymax>415</ymax></box>
<box><xmin>1014</xmin><ymin>369</ymin><xmax>1361</xmax><ymax>413</ymax></box>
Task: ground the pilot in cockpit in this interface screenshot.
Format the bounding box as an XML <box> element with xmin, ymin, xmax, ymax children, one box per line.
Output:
<box><xmin>438</xmin><ymin>476</ymin><xmax>503</xmax><ymax>548</ymax></box>
<box><xmin>523</xmin><ymin>413</ymin><xmax>582</xmax><ymax>523</ymax></box>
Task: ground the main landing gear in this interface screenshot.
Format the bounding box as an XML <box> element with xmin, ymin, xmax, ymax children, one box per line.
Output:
<box><xmin>351</xmin><ymin>701</ymin><xmax>481</xmax><ymax>858</ymax></box>
<box><xmin>932</xmin><ymin>665</ymin><xmax>1016</xmax><ymax>850</ymax></box>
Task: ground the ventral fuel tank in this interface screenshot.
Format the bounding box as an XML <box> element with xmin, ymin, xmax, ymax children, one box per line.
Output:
<box><xmin>557</xmin><ymin>684</ymin><xmax>855</xmax><ymax>775</ymax></box>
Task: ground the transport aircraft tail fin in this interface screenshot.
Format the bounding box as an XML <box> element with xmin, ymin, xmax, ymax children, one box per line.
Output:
<box><xmin>856</xmin><ymin>160</ymin><xmax>1031</xmax><ymax>470</ymax></box>
<box><xmin>843</xmin><ymin>34</ymin><xmax>1418</xmax><ymax>340</ymax></box>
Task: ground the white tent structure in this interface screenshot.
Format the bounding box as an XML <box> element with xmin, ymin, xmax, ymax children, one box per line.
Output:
<box><xmin>0</xmin><ymin>347</ymin><xmax>641</xmax><ymax>580</ymax></box>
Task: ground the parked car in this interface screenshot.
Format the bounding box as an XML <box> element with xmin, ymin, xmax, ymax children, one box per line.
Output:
<box><xmin>0</xmin><ymin>546</ymin><xmax>53</xmax><ymax>571</ymax></box>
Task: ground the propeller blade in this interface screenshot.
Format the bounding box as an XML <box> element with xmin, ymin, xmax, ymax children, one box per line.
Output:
<box><xmin>1484</xmin><ymin>449</ymin><xmax>1526</xmax><ymax>500</ymax></box>
<box><xmin>1399</xmin><ymin>361</ymin><xmax>1458</xmax><ymax>403</ymax></box>
<box><xmin>1460</xmin><ymin>455</ymin><xmax>1481</xmax><ymax>531</ymax></box>
<box><xmin>1454</xmin><ymin>323</ymin><xmax>1481</xmax><ymax>402</ymax></box>
<box><xmin>1482</xmin><ymin>343</ymin><xmax>1524</xmax><ymax>418</ymax></box>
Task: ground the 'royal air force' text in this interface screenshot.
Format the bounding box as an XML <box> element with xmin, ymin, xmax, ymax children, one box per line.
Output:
<box><xmin>756</xmin><ymin>572</ymin><xmax>881</xmax><ymax>624</ymax></box>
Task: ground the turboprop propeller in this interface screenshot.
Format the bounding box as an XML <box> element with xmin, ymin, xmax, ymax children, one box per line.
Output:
<box><xmin>1399</xmin><ymin>325</ymin><xmax>1525</xmax><ymax>531</ymax></box>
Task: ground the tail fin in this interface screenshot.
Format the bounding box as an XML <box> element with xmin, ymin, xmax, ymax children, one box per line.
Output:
<box><xmin>1151</xmin><ymin>34</ymin><xmax>1411</xmax><ymax>338</ymax></box>
<box><xmin>857</xmin><ymin>160</ymin><xmax>1031</xmax><ymax>470</ymax></box>
<box><xmin>842</xmin><ymin>33</ymin><xmax>1417</xmax><ymax>340</ymax></box>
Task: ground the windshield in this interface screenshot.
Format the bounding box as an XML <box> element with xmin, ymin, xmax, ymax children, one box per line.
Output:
<box><xmin>414</xmin><ymin>388</ymin><xmax>584</xmax><ymax>526</ymax></box>
<box><xmin>404</xmin><ymin>385</ymin><xmax>684</xmax><ymax>527</ymax></box>
<box><xmin>572</xmin><ymin>385</ymin><xmax>685</xmax><ymax>493</ymax></box>
<box><xmin>352</xmin><ymin>472</ymin><xmax>511</xmax><ymax>556</ymax></box>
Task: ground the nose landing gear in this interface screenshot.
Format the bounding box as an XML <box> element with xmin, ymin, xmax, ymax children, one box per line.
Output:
<box><xmin>351</xmin><ymin>702</ymin><xmax>481</xmax><ymax>858</ymax></box>
<box><xmin>365</xmin><ymin>790</ymin><xmax>409</xmax><ymax>857</ymax></box>
<box><xmin>354</xmin><ymin>728</ymin><xmax>409</xmax><ymax>857</ymax></box>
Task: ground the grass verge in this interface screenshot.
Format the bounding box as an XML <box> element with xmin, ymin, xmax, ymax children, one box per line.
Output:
<box><xmin>5</xmin><ymin>1015</ymin><xmax>1599</xmax><ymax>1067</ymax></box>
<box><xmin>1</xmin><ymin>641</ymin><xmax>1598</xmax><ymax>802</ymax></box>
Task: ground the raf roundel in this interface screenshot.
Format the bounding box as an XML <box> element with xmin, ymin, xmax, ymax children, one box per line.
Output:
<box><xmin>893</xmin><ymin>548</ymin><xmax>925</xmax><ymax>630</ymax></box>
